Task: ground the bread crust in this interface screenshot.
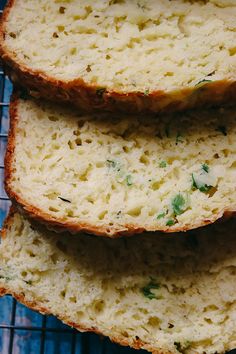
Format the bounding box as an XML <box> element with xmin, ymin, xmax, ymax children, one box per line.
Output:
<box><xmin>4</xmin><ymin>93</ymin><xmax>236</xmax><ymax>238</ymax></box>
<box><xmin>1</xmin><ymin>0</ymin><xmax>236</xmax><ymax>114</ymax></box>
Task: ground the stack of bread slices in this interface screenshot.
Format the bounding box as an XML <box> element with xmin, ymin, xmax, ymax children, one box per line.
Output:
<box><xmin>0</xmin><ymin>1</ymin><xmax>236</xmax><ymax>353</ymax></box>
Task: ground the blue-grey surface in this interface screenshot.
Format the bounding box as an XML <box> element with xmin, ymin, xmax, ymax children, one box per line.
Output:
<box><xmin>0</xmin><ymin>1</ymin><xmax>147</xmax><ymax>353</ymax></box>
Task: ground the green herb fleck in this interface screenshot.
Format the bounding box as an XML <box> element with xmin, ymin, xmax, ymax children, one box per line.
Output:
<box><xmin>25</xmin><ymin>280</ymin><xmax>32</xmax><ymax>285</ymax></box>
<box><xmin>144</xmin><ymin>89</ymin><xmax>149</xmax><ymax>96</ymax></box>
<box><xmin>126</xmin><ymin>175</ymin><xmax>133</xmax><ymax>186</ymax></box>
<box><xmin>159</xmin><ymin>160</ymin><xmax>167</xmax><ymax>168</ymax></box>
<box><xmin>142</xmin><ymin>279</ymin><xmax>160</xmax><ymax>300</ymax></box>
<box><xmin>174</xmin><ymin>342</ymin><xmax>182</xmax><ymax>352</ymax></box>
<box><xmin>172</xmin><ymin>194</ymin><xmax>186</xmax><ymax>216</ymax></box>
<box><xmin>96</xmin><ymin>88</ymin><xmax>106</xmax><ymax>97</ymax></box>
<box><xmin>106</xmin><ymin>159</ymin><xmax>117</xmax><ymax>168</ymax></box>
<box><xmin>166</xmin><ymin>219</ymin><xmax>175</xmax><ymax>226</ymax></box>
<box><xmin>202</xmin><ymin>163</ymin><xmax>209</xmax><ymax>173</ymax></box>
<box><xmin>157</xmin><ymin>212</ymin><xmax>165</xmax><ymax>220</ymax></box>
<box><xmin>0</xmin><ymin>275</ymin><xmax>12</xmax><ymax>281</ymax></box>
<box><xmin>58</xmin><ymin>196</ymin><xmax>71</xmax><ymax>203</ymax></box>
<box><xmin>195</xmin><ymin>79</ymin><xmax>212</xmax><ymax>87</ymax></box>
<box><xmin>216</xmin><ymin>125</ymin><xmax>227</xmax><ymax>136</ymax></box>
<box><xmin>137</xmin><ymin>2</ymin><xmax>146</xmax><ymax>10</ymax></box>
<box><xmin>192</xmin><ymin>174</ymin><xmax>212</xmax><ymax>193</ymax></box>
<box><xmin>176</xmin><ymin>133</ymin><xmax>184</xmax><ymax>145</ymax></box>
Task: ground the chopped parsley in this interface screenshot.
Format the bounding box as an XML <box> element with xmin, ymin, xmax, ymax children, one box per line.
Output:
<box><xmin>96</xmin><ymin>88</ymin><xmax>106</xmax><ymax>97</ymax></box>
<box><xmin>126</xmin><ymin>175</ymin><xmax>133</xmax><ymax>186</ymax></box>
<box><xmin>106</xmin><ymin>159</ymin><xmax>117</xmax><ymax>168</ymax></box>
<box><xmin>25</xmin><ymin>280</ymin><xmax>33</xmax><ymax>285</ymax></box>
<box><xmin>142</xmin><ymin>279</ymin><xmax>160</xmax><ymax>300</ymax></box>
<box><xmin>166</xmin><ymin>219</ymin><xmax>175</xmax><ymax>226</ymax></box>
<box><xmin>202</xmin><ymin>163</ymin><xmax>209</xmax><ymax>173</ymax></box>
<box><xmin>172</xmin><ymin>194</ymin><xmax>186</xmax><ymax>216</ymax></box>
<box><xmin>216</xmin><ymin>125</ymin><xmax>227</xmax><ymax>136</ymax></box>
<box><xmin>157</xmin><ymin>212</ymin><xmax>166</xmax><ymax>220</ymax></box>
<box><xmin>144</xmin><ymin>89</ymin><xmax>149</xmax><ymax>96</ymax></box>
<box><xmin>195</xmin><ymin>79</ymin><xmax>212</xmax><ymax>86</ymax></box>
<box><xmin>58</xmin><ymin>197</ymin><xmax>71</xmax><ymax>203</ymax></box>
<box><xmin>174</xmin><ymin>342</ymin><xmax>182</xmax><ymax>352</ymax></box>
<box><xmin>0</xmin><ymin>275</ymin><xmax>12</xmax><ymax>281</ymax></box>
<box><xmin>159</xmin><ymin>160</ymin><xmax>167</xmax><ymax>168</ymax></box>
<box><xmin>192</xmin><ymin>163</ymin><xmax>213</xmax><ymax>192</ymax></box>
<box><xmin>192</xmin><ymin>174</ymin><xmax>212</xmax><ymax>193</ymax></box>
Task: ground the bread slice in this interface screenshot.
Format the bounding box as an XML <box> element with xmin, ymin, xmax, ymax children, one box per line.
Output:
<box><xmin>5</xmin><ymin>95</ymin><xmax>236</xmax><ymax>237</ymax></box>
<box><xmin>1</xmin><ymin>210</ymin><xmax>236</xmax><ymax>353</ymax></box>
<box><xmin>1</xmin><ymin>1</ymin><xmax>236</xmax><ymax>113</ymax></box>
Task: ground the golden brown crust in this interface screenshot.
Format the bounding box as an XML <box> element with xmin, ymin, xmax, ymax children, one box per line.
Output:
<box><xmin>0</xmin><ymin>0</ymin><xmax>236</xmax><ymax>114</ymax></box>
<box><xmin>0</xmin><ymin>283</ymin><xmax>171</xmax><ymax>354</ymax></box>
<box><xmin>5</xmin><ymin>93</ymin><xmax>236</xmax><ymax>238</ymax></box>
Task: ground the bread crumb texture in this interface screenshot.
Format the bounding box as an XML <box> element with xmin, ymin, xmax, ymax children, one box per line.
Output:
<box><xmin>8</xmin><ymin>98</ymin><xmax>236</xmax><ymax>235</ymax></box>
<box><xmin>3</xmin><ymin>0</ymin><xmax>236</xmax><ymax>92</ymax></box>
<box><xmin>1</xmin><ymin>212</ymin><xmax>236</xmax><ymax>353</ymax></box>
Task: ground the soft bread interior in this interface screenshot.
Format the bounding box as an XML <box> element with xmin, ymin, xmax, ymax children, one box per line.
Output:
<box><xmin>3</xmin><ymin>0</ymin><xmax>236</xmax><ymax>92</ymax></box>
<box><xmin>6</xmin><ymin>97</ymin><xmax>236</xmax><ymax>235</ymax></box>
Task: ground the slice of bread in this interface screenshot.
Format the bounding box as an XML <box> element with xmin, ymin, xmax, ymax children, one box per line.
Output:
<box><xmin>5</xmin><ymin>95</ymin><xmax>236</xmax><ymax>237</ymax></box>
<box><xmin>1</xmin><ymin>210</ymin><xmax>236</xmax><ymax>353</ymax></box>
<box><xmin>1</xmin><ymin>1</ymin><xmax>235</xmax><ymax>113</ymax></box>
